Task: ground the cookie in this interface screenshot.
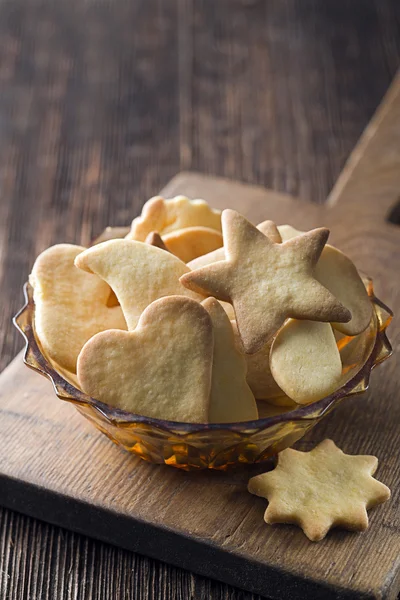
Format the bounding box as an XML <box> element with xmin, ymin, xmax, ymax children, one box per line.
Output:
<box><xmin>278</xmin><ymin>225</ymin><xmax>372</xmax><ymax>335</ymax></box>
<box><xmin>106</xmin><ymin>289</ymin><xmax>121</xmax><ymax>308</ymax></box>
<box><xmin>276</xmin><ymin>224</ymin><xmax>303</xmax><ymax>241</ymax></box>
<box><xmin>219</xmin><ymin>302</ymin><xmax>235</xmax><ymax>320</ymax></box>
<box><xmin>231</xmin><ymin>321</ymin><xmax>285</xmax><ymax>402</ymax></box>
<box><xmin>333</xmin><ymin>327</ymin><xmax>354</xmax><ymax>352</ymax></box>
<box><xmin>270</xmin><ymin>319</ymin><xmax>343</xmax><ymax>404</ymax></box>
<box><xmin>181</xmin><ymin>210</ymin><xmax>351</xmax><ymax>353</ymax></box>
<box><xmin>127</xmin><ymin>195</ymin><xmax>222</xmax><ymax>242</ymax></box>
<box><xmin>75</xmin><ymin>239</ymin><xmax>204</xmax><ymax>330</ymax></box>
<box><xmin>144</xmin><ymin>233</ymin><xmax>233</xmax><ymax>319</ymax></box>
<box><xmin>145</xmin><ymin>231</ymin><xmax>169</xmax><ymax>252</ymax></box>
<box><xmin>248</xmin><ymin>439</ymin><xmax>390</xmax><ymax>542</ymax></box>
<box><xmin>187</xmin><ymin>247</ymin><xmax>224</xmax><ymax>270</ymax></box>
<box><xmin>29</xmin><ymin>244</ymin><xmax>127</xmax><ymax>373</ymax></box>
<box><xmin>187</xmin><ymin>219</ymin><xmax>281</xmax><ymax>270</ymax></box>
<box><xmin>77</xmin><ymin>296</ymin><xmax>213</xmax><ymax>423</ymax></box>
<box><xmin>256</xmin><ymin>219</ymin><xmax>282</xmax><ymax>243</ymax></box>
<box><xmin>202</xmin><ymin>298</ymin><xmax>258</xmax><ymax>423</ymax></box>
<box><xmin>316</xmin><ymin>246</ymin><xmax>372</xmax><ymax>335</ymax></box>
<box><xmin>162</xmin><ymin>226</ymin><xmax>223</xmax><ymax>263</ymax></box>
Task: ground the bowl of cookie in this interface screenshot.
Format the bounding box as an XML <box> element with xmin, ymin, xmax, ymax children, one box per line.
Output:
<box><xmin>14</xmin><ymin>196</ymin><xmax>393</xmax><ymax>471</ymax></box>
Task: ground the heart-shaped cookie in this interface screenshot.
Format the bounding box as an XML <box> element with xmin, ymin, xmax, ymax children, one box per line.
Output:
<box><xmin>77</xmin><ymin>296</ymin><xmax>213</xmax><ymax>423</ymax></box>
<box><xmin>127</xmin><ymin>196</ymin><xmax>222</xmax><ymax>241</ymax></box>
<box><xmin>29</xmin><ymin>244</ymin><xmax>127</xmax><ymax>373</ymax></box>
<box><xmin>75</xmin><ymin>239</ymin><xmax>204</xmax><ymax>330</ymax></box>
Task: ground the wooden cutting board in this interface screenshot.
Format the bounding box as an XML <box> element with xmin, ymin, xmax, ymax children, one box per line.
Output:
<box><xmin>1</xmin><ymin>74</ymin><xmax>400</xmax><ymax>600</ymax></box>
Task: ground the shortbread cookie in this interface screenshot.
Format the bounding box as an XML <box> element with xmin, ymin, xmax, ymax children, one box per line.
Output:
<box><xmin>145</xmin><ymin>231</ymin><xmax>169</xmax><ymax>252</ymax></box>
<box><xmin>277</xmin><ymin>224</ymin><xmax>303</xmax><ymax>241</ymax></box>
<box><xmin>181</xmin><ymin>210</ymin><xmax>351</xmax><ymax>353</ymax></box>
<box><xmin>116</xmin><ymin>231</ymin><xmax>169</xmax><ymax>308</ymax></box>
<box><xmin>77</xmin><ymin>296</ymin><xmax>213</xmax><ymax>422</ymax></box>
<box><xmin>106</xmin><ymin>289</ymin><xmax>121</xmax><ymax>308</ymax></box>
<box><xmin>315</xmin><ymin>246</ymin><xmax>372</xmax><ymax>336</ymax></box>
<box><xmin>219</xmin><ymin>301</ymin><xmax>235</xmax><ymax>320</ymax></box>
<box><xmin>231</xmin><ymin>321</ymin><xmax>285</xmax><ymax>402</ymax></box>
<box><xmin>202</xmin><ymin>298</ymin><xmax>258</xmax><ymax>423</ymax></box>
<box><xmin>248</xmin><ymin>439</ymin><xmax>390</xmax><ymax>541</ymax></box>
<box><xmin>29</xmin><ymin>244</ymin><xmax>127</xmax><ymax>373</ymax></box>
<box><xmin>75</xmin><ymin>239</ymin><xmax>204</xmax><ymax>330</ymax></box>
<box><xmin>278</xmin><ymin>225</ymin><xmax>372</xmax><ymax>335</ymax></box>
<box><xmin>187</xmin><ymin>219</ymin><xmax>281</xmax><ymax>269</ymax></box>
<box><xmin>256</xmin><ymin>219</ymin><xmax>282</xmax><ymax>243</ymax></box>
<box><xmin>127</xmin><ymin>196</ymin><xmax>222</xmax><ymax>241</ymax></box>
<box><xmin>270</xmin><ymin>319</ymin><xmax>342</xmax><ymax>404</ymax></box>
<box><xmin>162</xmin><ymin>226</ymin><xmax>223</xmax><ymax>263</ymax></box>
<box><xmin>333</xmin><ymin>327</ymin><xmax>354</xmax><ymax>352</ymax></box>
<box><xmin>187</xmin><ymin>247</ymin><xmax>224</xmax><ymax>270</ymax></box>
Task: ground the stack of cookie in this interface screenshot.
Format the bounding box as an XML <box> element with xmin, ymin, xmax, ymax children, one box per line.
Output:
<box><xmin>29</xmin><ymin>196</ymin><xmax>373</xmax><ymax>424</ymax></box>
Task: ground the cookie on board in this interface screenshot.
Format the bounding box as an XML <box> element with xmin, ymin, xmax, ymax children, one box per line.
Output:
<box><xmin>248</xmin><ymin>439</ymin><xmax>390</xmax><ymax>541</ymax></box>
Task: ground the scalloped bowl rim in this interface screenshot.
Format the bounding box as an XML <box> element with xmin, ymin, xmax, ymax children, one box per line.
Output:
<box><xmin>13</xmin><ymin>280</ymin><xmax>393</xmax><ymax>436</ymax></box>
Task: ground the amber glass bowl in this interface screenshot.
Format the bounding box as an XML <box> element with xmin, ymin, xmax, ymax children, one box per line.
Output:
<box><xmin>14</xmin><ymin>276</ymin><xmax>392</xmax><ymax>471</ymax></box>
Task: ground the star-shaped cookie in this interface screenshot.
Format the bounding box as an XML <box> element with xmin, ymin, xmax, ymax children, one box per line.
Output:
<box><xmin>248</xmin><ymin>439</ymin><xmax>391</xmax><ymax>542</ymax></box>
<box><xmin>180</xmin><ymin>210</ymin><xmax>351</xmax><ymax>353</ymax></box>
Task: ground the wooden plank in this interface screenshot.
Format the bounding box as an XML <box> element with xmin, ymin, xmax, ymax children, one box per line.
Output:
<box><xmin>1</xmin><ymin>71</ymin><xmax>400</xmax><ymax>597</ymax></box>
<box><xmin>0</xmin><ymin>2</ymin><xmax>399</xmax><ymax>599</ymax></box>
<box><xmin>0</xmin><ymin>315</ymin><xmax>395</xmax><ymax>600</ymax></box>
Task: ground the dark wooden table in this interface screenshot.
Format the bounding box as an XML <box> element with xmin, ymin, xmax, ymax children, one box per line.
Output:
<box><xmin>0</xmin><ymin>1</ymin><xmax>399</xmax><ymax>598</ymax></box>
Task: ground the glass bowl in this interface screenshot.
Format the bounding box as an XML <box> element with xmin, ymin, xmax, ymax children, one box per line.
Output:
<box><xmin>13</xmin><ymin>276</ymin><xmax>392</xmax><ymax>471</ymax></box>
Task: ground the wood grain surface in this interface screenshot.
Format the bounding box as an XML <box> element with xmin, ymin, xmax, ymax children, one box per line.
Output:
<box><xmin>0</xmin><ymin>1</ymin><xmax>400</xmax><ymax>599</ymax></box>
<box><xmin>2</xmin><ymin>72</ymin><xmax>400</xmax><ymax>597</ymax></box>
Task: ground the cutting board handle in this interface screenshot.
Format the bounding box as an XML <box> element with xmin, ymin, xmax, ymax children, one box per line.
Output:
<box><xmin>327</xmin><ymin>70</ymin><xmax>400</xmax><ymax>231</ymax></box>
